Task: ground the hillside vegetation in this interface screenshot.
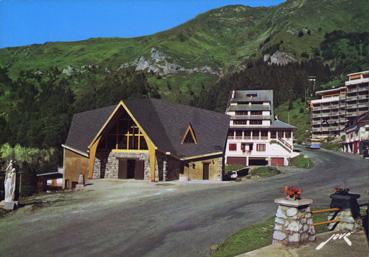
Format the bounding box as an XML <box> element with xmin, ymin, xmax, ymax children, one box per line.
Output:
<box><xmin>0</xmin><ymin>0</ymin><xmax>368</xmax><ymax>99</ymax></box>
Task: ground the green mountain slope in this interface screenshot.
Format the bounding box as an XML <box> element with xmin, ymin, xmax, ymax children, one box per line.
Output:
<box><xmin>1</xmin><ymin>0</ymin><xmax>368</xmax><ymax>77</ymax></box>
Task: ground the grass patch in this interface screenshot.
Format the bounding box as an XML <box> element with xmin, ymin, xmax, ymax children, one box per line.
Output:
<box><xmin>289</xmin><ymin>154</ymin><xmax>314</xmax><ymax>169</ymax></box>
<box><xmin>321</xmin><ymin>141</ymin><xmax>341</xmax><ymax>151</ymax></box>
<box><xmin>224</xmin><ymin>164</ymin><xmax>245</xmax><ymax>174</ymax></box>
<box><xmin>212</xmin><ymin>217</ymin><xmax>275</xmax><ymax>257</ymax></box>
<box><xmin>212</xmin><ymin>210</ymin><xmax>331</xmax><ymax>257</ymax></box>
<box><xmin>250</xmin><ymin>166</ymin><xmax>281</xmax><ymax>178</ymax></box>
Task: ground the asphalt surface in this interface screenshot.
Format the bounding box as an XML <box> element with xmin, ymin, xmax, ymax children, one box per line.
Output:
<box><xmin>1</xmin><ymin>149</ymin><xmax>369</xmax><ymax>257</ymax></box>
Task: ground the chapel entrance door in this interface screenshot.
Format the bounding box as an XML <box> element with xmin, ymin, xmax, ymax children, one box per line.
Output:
<box><xmin>203</xmin><ymin>163</ymin><xmax>209</xmax><ymax>180</ymax></box>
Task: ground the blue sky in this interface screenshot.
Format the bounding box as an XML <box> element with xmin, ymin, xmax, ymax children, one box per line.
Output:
<box><xmin>0</xmin><ymin>0</ymin><xmax>284</xmax><ymax>48</ymax></box>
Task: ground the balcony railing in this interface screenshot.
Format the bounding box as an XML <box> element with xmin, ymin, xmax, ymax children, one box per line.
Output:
<box><xmin>357</xmin><ymin>87</ymin><xmax>369</xmax><ymax>93</ymax></box>
<box><xmin>230</xmin><ymin>115</ymin><xmax>271</xmax><ymax>120</ymax></box>
<box><xmin>346</xmin><ymin>104</ymin><xmax>358</xmax><ymax>109</ymax></box>
<box><xmin>320</xmin><ymin>113</ymin><xmax>331</xmax><ymax>117</ymax></box>
<box><xmin>346</xmin><ymin>112</ymin><xmax>359</xmax><ymax>117</ymax></box>
<box><xmin>357</xmin><ymin>95</ymin><xmax>369</xmax><ymax>100</ymax></box>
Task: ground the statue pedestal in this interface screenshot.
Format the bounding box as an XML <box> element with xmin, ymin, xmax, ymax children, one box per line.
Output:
<box><xmin>1</xmin><ymin>200</ymin><xmax>18</xmax><ymax>210</ymax></box>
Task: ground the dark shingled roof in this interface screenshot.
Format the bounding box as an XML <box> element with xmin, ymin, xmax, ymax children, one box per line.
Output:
<box><xmin>64</xmin><ymin>105</ymin><xmax>115</xmax><ymax>154</ymax></box>
<box><xmin>64</xmin><ymin>98</ymin><xmax>230</xmax><ymax>158</ymax></box>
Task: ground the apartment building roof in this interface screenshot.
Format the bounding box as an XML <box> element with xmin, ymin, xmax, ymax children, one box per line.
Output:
<box><xmin>347</xmin><ymin>70</ymin><xmax>369</xmax><ymax>76</ymax></box>
<box><xmin>232</xmin><ymin>90</ymin><xmax>273</xmax><ymax>102</ymax></box>
<box><xmin>315</xmin><ymin>87</ymin><xmax>346</xmax><ymax>96</ymax></box>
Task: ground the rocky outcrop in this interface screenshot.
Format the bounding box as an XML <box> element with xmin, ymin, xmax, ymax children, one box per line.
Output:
<box><xmin>119</xmin><ymin>48</ymin><xmax>220</xmax><ymax>76</ymax></box>
<box><xmin>264</xmin><ymin>50</ymin><xmax>297</xmax><ymax>66</ymax></box>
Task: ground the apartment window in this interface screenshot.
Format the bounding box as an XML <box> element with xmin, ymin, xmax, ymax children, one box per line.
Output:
<box><xmin>250</xmin><ymin>120</ymin><xmax>262</xmax><ymax>125</ymax></box>
<box><xmin>261</xmin><ymin>131</ymin><xmax>268</xmax><ymax>139</ymax></box>
<box><xmin>252</xmin><ymin>130</ymin><xmax>260</xmax><ymax>139</ymax></box>
<box><xmin>271</xmin><ymin>131</ymin><xmax>276</xmax><ymax>139</ymax></box>
<box><xmin>234</xmin><ymin>120</ymin><xmax>247</xmax><ymax>125</ymax></box>
<box><xmin>276</xmin><ymin>130</ymin><xmax>282</xmax><ymax>138</ymax></box>
<box><xmin>229</xmin><ymin>144</ymin><xmax>237</xmax><ymax>151</ymax></box>
<box><xmin>285</xmin><ymin>131</ymin><xmax>291</xmax><ymax>138</ymax></box>
<box><xmin>241</xmin><ymin>143</ymin><xmax>252</xmax><ymax>152</ymax></box>
<box><xmin>244</xmin><ymin>131</ymin><xmax>251</xmax><ymax>139</ymax></box>
<box><xmin>228</xmin><ymin>130</ymin><xmax>235</xmax><ymax>138</ymax></box>
<box><xmin>235</xmin><ymin>111</ymin><xmax>249</xmax><ymax>116</ymax></box>
<box><xmin>256</xmin><ymin>144</ymin><xmax>266</xmax><ymax>152</ymax></box>
<box><xmin>250</xmin><ymin>111</ymin><xmax>262</xmax><ymax>115</ymax></box>
<box><xmin>235</xmin><ymin>130</ymin><xmax>242</xmax><ymax>139</ymax></box>
<box><xmin>246</xmin><ymin>93</ymin><xmax>257</xmax><ymax>98</ymax></box>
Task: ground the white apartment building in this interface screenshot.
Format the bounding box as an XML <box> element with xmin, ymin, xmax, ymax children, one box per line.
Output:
<box><xmin>311</xmin><ymin>70</ymin><xmax>369</xmax><ymax>139</ymax></box>
<box><xmin>310</xmin><ymin>87</ymin><xmax>347</xmax><ymax>139</ymax></box>
<box><xmin>225</xmin><ymin>90</ymin><xmax>297</xmax><ymax>167</ymax></box>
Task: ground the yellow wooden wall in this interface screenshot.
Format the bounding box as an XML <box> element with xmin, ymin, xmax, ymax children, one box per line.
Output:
<box><xmin>184</xmin><ymin>156</ymin><xmax>222</xmax><ymax>180</ymax></box>
<box><xmin>64</xmin><ymin>148</ymin><xmax>89</xmax><ymax>188</ymax></box>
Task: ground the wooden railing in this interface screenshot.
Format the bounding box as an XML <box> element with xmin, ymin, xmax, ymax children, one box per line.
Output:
<box><xmin>312</xmin><ymin>208</ymin><xmax>340</xmax><ymax>227</ymax></box>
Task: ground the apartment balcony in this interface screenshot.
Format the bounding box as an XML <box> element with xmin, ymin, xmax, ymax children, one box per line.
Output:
<box><xmin>227</xmin><ymin>104</ymin><xmax>270</xmax><ymax>112</ymax></box>
<box><xmin>330</xmin><ymin>112</ymin><xmax>340</xmax><ymax>117</ymax></box>
<box><xmin>312</xmin><ymin>113</ymin><xmax>323</xmax><ymax>119</ymax></box>
<box><xmin>320</xmin><ymin>105</ymin><xmax>332</xmax><ymax>110</ymax></box>
<box><xmin>357</xmin><ymin>95</ymin><xmax>369</xmax><ymax>100</ymax></box>
<box><xmin>230</xmin><ymin>115</ymin><xmax>271</xmax><ymax>120</ymax></box>
<box><xmin>328</xmin><ymin>118</ymin><xmax>339</xmax><ymax>123</ymax></box>
<box><xmin>346</xmin><ymin>112</ymin><xmax>359</xmax><ymax>118</ymax></box>
<box><xmin>311</xmin><ymin>120</ymin><xmax>321</xmax><ymax>125</ymax></box>
<box><xmin>312</xmin><ymin>107</ymin><xmax>321</xmax><ymax>112</ymax></box>
<box><xmin>345</xmin><ymin>77</ymin><xmax>369</xmax><ymax>86</ymax></box>
<box><xmin>328</xmin><ymin>126</ymin><xmax>340</xmax><ymax>131</ymax></box>
<box><xmin>320</xmin><ymin>113</ymin><xmax>331</xmax><ymax>117</ymax></box>
<box><xmin>358</xmin><ymin>103</ymin><xmax>368</xmax><ymax>109</ymax></box>
<box><xmin>347</xmin><ymin>95</ymin><xmax>359</xmax><ymax>100</ymax></box>
<box><xmin>346</xmin><ymin>104</ymin><xmax>358</xmax><ymax>110</ymax></box>
<box><xmin>356</xmin><ymin>86</ymin><xmax>369</xmax><ymax>93</ymax></box>
<box><xmin>347</xmin><ymin>87</ymin><xmax>358</xmax><ymax>93</ymax></box>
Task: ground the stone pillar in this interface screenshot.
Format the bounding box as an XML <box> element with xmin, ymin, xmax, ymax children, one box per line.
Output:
<box><xmin>272</xmin><ymin>198</ymin><xmax>315</xmax><ymax>246</ymax></box>
<box><xmin>163</xmin><ymin>160</ymin><xmax>167</xmax><ymax>182</ymax></box>
<box><xmin>246</xmin><ymin>156</ymin><xmax>249</xmax><ymax>167</ymax></box>
<box><xmin>328</xmin><ymin>209</ymin><xmax>360</xmax><ymax>232</ymax></box>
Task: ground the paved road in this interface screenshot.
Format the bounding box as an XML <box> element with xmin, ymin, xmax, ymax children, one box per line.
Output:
<box><xmin>1</xmin><ymin>149</ymin><xmax>369</xmax><ymax>257</ymax></box>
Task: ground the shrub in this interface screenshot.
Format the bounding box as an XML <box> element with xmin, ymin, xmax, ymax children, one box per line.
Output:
<box><xmin>289</xmin><ymin>154</ymin><xmax>313</xmax><ymax>169</ymax></box>
<box><xmin>250</xmin><ymin>166</ymin><xmax>281</xmax><ymax>177</ymax></box>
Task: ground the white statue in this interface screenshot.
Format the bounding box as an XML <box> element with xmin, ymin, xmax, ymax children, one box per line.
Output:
<box><xmin>4</xmin><ymin>160</ymin><xmax>16</xmax><ymax>203</ymax></box>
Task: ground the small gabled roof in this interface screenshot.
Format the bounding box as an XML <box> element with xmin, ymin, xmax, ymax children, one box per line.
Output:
<box><xmin>271</xmin><ymin>119</ymin><xmax>296</xmax><ymax>129</ymax></box>
<box><xmin>64</xmin><ymin>98</ymin><xmax>230</xmax><ymax>159</ymax></box>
